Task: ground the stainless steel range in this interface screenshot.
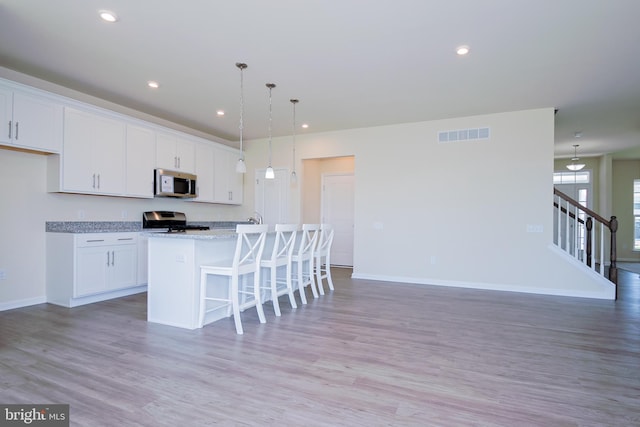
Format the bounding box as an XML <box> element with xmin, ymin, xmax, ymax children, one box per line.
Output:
<box><xmin>142</xmin><ymin>211</ymin><xmax>210</xmax><ymax>233</ymax></box>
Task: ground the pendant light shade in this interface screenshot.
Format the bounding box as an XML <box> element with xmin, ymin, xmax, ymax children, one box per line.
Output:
<box><xmin>566</xmin><ymin>144</ymin><xmax>585</xmax><ymax>171</ymax></box>
<box><xmin>265</xmin><ymin>83</ymin><xmax>276</xmax><ymax>180</ymax></box>
<box><xmin>290</xmin><ymin>99</ymin><xmax>299</xmax><ymax>184</ymax></box>
<box><xmin>235</xmin><ymin>62</ymin><xmax>247</xmax><ymax>174</ymax></box>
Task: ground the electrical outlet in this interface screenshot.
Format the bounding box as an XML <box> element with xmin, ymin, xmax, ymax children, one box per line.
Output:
<box><xmin>77</xmin><ymin>210</ymin><xmax>85</xmax><ymax>219</ymax></box>
<box><xmin>0</xmin><ymin>269</ymin><xmax>6</xmax><ymax>280</ymax></box>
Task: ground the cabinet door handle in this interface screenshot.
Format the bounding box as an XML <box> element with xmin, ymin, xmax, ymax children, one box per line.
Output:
<box><xmin>174</xmin><ymin>156</ymin><xmax>178</xmax><ymax>168</ymax></box>
<box><xmin>14</xmin><ymin>122</ymin><xmax>18</xmax><ymax>140</ymax></box>
<box><xmin>106</xmin><ymin>251</ymin><xmax>110</xmax><ymax>266</ymax></box>
<box><xmin>117</xmin><ymin>238</ymin><xmax>134</xmax><ymax>241</ymax></box>
<box><xmin>177</xmin><ymin>156</ymin><xmax>181</xmax><ymax>168</ymax></box>
<box><xmin>93</xmin><ymin>174</ymin><xmax>96</xmax><ymax>188</ymax></box>
<box><xmin>111</xmin><ymin>250</ymin><xmax>115</xmax><ymax>266</ymax></box>
<box><xmin>8</xmin><ymin>120</ymin><xmax>11</xmax><ymax>139</ymax></box>
<box><xmin>228</xmin><ymin>191</ymin><xmax>232</xmax><ymax>201</ymax></box>
<box><xmin>97</xmin><ymin>174</ymin><xmax>100</xmax><ymax>189</ymax></box>
<box><xmin>86</xmin><ymin>239</ymin><xmax>105</xmax><ymax>243</ymax></box>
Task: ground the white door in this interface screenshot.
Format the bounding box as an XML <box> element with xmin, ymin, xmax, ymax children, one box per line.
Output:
<box><xmin>554</xmin><ymin>181</ymin><xmax>591</xmax><ymax>258</ymax></box>
<box><xmin>255</xmin><ymin>168</ymin><xmax>290</xmax><ymax>225</ymax></box>
<box><xmin>321</xmin><ymin>173</ymin><xmax>354</xmax><ymax>267</ymax></box>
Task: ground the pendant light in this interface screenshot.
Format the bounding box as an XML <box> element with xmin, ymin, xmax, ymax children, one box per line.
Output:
<box><xmin>566</xmin><ymin>144</ymin><xmax>585</xmax><ymax>171</ymax></box>
<box><xmin>265</xmin><ymin>83</ymin><xmax>276</xmax><ymax>179</ymax></box>
<box><xmin>290</xmin><ymin>99</ymin><xmax>299</xmax><ymax>184</ymax></box>
<box><xmin>235</xmin><ymin>62</ymin><xmax>247</xmax><ymax>174</ymax></box>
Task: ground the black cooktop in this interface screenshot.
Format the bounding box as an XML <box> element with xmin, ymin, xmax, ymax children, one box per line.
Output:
<box><xmin>166</xmin><ymin>225</ymin><xmax>210</xmax><ymax>233</ymax></box>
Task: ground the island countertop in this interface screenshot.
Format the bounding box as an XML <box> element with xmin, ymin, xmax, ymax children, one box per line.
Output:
<box><xmin>144</xmin><ymin>229</ymin><xmax>238</xmax><ymax>240</ymax></box>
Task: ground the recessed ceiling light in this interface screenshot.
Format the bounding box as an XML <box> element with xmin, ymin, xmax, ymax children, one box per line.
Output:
<box><xmin>301</xmin><ymin>124</ymin><xmax>309</xmax><ymax>129</ymax></box>
<box><xmin>456</xmin><ymin>45</ymin><xmax>470</xmax><ymax>56</ymax></box>
<box><xmin>147</xmin><ymin>81</ymin><xmax>160</xmax><ymax>89</ymax></box>
<box><xmin>99</xmin><ymin>10</ymin><xmax>118</xmax><ymax>23</ymax></box>
<box><xmin>216</xmin><ymin>110</ymin><xmax>225</xmax><ymax>116</ymax></box>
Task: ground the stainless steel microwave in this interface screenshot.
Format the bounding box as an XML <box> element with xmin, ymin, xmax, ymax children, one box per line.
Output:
<box><xmin>154</xmin><ymin>169</ymin><xmax>197</xmax><ymax>198</ymax></box>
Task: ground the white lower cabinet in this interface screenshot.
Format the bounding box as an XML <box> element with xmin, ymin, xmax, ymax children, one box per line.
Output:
<box><xmin>47</xmin><ymin>232</ymin><xmax>146</xmax><ymax>307</ymax></box>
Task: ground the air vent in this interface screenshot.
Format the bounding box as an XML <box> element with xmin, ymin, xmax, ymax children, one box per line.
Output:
<box><xmin>438</xmin><ymin>127</ymin><xmax>490</xmax><ymax>143</ymax></box>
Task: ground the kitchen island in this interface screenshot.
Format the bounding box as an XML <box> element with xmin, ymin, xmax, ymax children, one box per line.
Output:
<box><xmin>147</xmin><ymin>229</ymin><xmax>242</xmax><ymax>329</ymax></box>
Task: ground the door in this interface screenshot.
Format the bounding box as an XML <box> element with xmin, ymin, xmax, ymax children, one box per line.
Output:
<box><xmin>554</xmin><ymin>174</ymin><xmax>591</xmax><ymax>259</ymax></box>
<box><xmin>108</xmin><ymin>243</ymin><xmax>138</xmax><ymax>291</ymax></box>
<box><xmin>321</xmin><ymin>173</ymin><xmax>354</xmax><ymax>266</ymax></box>
<box><xmin>255</xmin><ymin>168</ymin><xmax>290</xmax><ymax>225</ymax></box>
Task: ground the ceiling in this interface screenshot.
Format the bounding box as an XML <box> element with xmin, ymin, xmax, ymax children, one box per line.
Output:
<box><xmin>1</xmin><ymin>0</ymin><xmax>639</xmax><ymax>159</ymax></box>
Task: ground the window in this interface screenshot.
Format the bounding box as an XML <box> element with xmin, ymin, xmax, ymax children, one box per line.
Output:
<box><xmin>634</xmin><ymin>180</ymin><xmax>640</xmax><ymax>250</ymax></box>
<box><xmin>553</xmin><ymin>171</ymin><xmax>590</xmax><ymax>184</ymax></box>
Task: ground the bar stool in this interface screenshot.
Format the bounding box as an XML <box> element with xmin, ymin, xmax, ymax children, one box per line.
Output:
<box><xmin>259</xmin><ymin>223</ymin><xmax>298</xmax><ymax>316</ymax></box>
<box><xmin>315</xmin><ymin>223</ymin><xmax>335</xmax><ymax>294</ymax></box>
<box><xmin>291</xmin><ymin>224</ymin><xmax>319</xmax><ymax>304</ymax></box>
<box><xmin>198</xmin><ymin>224</ymin><xmax>268</xmax><ymax>335</ymax></box>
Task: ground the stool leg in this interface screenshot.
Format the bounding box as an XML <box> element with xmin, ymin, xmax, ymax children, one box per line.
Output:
<box><xmin>199</xmin><ymin>270</ymin><xmax>207</xmax><ymax>328</ymax></box>
<box><xmin>315</xmin><ymin>256</ymin><xmax>325</xmax><ymax>296</ymax></box>
<box><xmin>286</xmin><ymin>263</ymin><xmax>297</xmax><ymax>309</ymax></box>
<box><xmin>326</xmin><ymin>259</ymin><xmax>334</xmax><ymax>291</ymax></box>
<box><xmin>254</xmin><ymin>270</ymin><xmax>266</xmax><ymax>324</ymax></box>
<box><xmin>296</xmin><ymin>261</ymin><xmax>307</xmax><ymax>305</ymax></box>
<box><xmin>271</xmin><ymin>265</ymin><xmax>281</xmax><ymax>316</ymax></box>
<box><xmin>230</xmin><ymin>275</ymin><xmax>243</xmax><ymax>335</ymax></box>
<box><xmin>308</xmin><ymin>258</ymin><xmax>319</xmax><ymax>299</ymax></box>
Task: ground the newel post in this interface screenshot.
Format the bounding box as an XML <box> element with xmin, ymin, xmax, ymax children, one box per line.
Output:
<box><xmin>586</xmin><ymin>217</ymin><xmax>593</xmax><ymax>267</ymax></box>
<box><xmin>609</xmin><ymin>216</ymin><xmax>618</xmax><ymax>298</ymax></box>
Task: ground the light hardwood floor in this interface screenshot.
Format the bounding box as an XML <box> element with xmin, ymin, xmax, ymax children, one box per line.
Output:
<box><xmin>1</xmin><ymin>268</ymin><xmax>639</xmax><ymax>426</ymax></box>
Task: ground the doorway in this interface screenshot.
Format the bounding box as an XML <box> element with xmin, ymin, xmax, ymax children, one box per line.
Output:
<box><xmin>554</xmin><ymin>170</ymin><xmax>592</xmax><ymax>258</ymax></box>
<box><xmin>321</xmin><ymin>173</ymin><xmax>354</xmax><ymax>266</ymax></box>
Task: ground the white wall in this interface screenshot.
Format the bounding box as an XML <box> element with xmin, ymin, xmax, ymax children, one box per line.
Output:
<box><xmin>244</xmin><ymin>108</ymin><xmax>615</xmax><ymax>299</ymax></box>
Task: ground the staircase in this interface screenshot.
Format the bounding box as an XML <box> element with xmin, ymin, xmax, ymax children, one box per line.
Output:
<box><xmin>553</xmin><ymin>188</ymin><xmax>618</xmax><ymax>299</ymax></box>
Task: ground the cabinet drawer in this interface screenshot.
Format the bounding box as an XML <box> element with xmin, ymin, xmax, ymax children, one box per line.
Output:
<box><xmin>75</xmin><ymin>232</ymin><xmax>138</xmax><ymax>247</ymax></box>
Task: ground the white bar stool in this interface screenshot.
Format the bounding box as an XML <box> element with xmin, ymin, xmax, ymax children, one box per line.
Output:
<box><xmin>314</xmin><ymin>223</ymin><xmax>335</xmax><ymax>294</ymax></box>
<box><xmin>198</xmin><ymin>224</ymin><xmax>268</xmax><ymax>335</ymax></box>
<box><xmin>291</xmin><ymin>224</ymin><xmax>319</xmax><ymax>304</ymax></box>
<box><xmin>260</xmin><ymin>223</ymin><xmax>298</xmax><ymax>316</ymax></box>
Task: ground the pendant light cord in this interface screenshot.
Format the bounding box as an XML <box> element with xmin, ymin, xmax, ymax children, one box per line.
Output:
<box><xmin>239</xmin><ymin>66</ymin><xmax>244</xmax><ymax>158</ymax></box>
<box><xmin>267</xmin><ymin>83</ymin><xmax>275</xmax><ymax>167</ymax></box>
<box><xmin>291</xmin><ymin>99</ymin><xmax>299</xmax><ymax>177</ymax></box>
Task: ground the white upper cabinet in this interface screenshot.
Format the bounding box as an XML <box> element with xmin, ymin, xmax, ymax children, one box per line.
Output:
<box><xmin>61</xmin><ymin>107</ymin><xmax>126</xmax><ymax>195</ymax></box>
<box><xmin>125</xmin><ymin>124</ymin><xmax>156</xmax><ymax>198</ymax></box>
<box><xmin>193</xmin><ymin>142</ymin><xmax>215</xmax><ymax>202</ymax></box>
<box><xmin>0</xmin><ymin>77</ymin><xmax>242</xmax><ymax>204</ymax></box>
<box><xmin>156</xmin><ymin>132</ymin><xmax>195</xmax><ymax>173</ymax></box>
<box><xmin>0</xmin><ymin>84</ymin><xmax>63</xmax><ymax>153</ymax></box>
<box><xmin>213</xmin><ymin>147</ymin><xmax>243</xmax><ymax>205</ymax></box>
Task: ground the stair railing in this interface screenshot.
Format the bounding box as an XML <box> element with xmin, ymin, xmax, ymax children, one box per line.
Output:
<box><xmin>553</xmin><ymin>188</ymin><xmax>618</xmax><ymax>298</ymax></box>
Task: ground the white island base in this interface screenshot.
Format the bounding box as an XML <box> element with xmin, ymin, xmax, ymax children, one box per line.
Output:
<box><xmin>147</xmin><ymin>231</ymin><xmax>240</xmax><ymax>330</ymax></box>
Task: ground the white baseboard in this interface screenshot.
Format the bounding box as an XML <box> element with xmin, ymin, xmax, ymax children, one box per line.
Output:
<box><xmin>0</xmin><ymin>296</ymin><xmax>47</xmax><ymax>312</ymax></box>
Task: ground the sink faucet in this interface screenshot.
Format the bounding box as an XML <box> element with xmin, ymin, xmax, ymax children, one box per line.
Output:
<box><xmin>248</xmin><ymin>211</ymin><xmax>263</xmax><ymax>224</ymax></box>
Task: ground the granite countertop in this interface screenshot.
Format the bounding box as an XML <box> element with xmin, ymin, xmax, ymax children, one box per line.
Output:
<box><xmin>46</xmin><ymin>221</ymin><xmax>247</xmax><ymax>233</ymax></box>
<box><xmin>144</xmin><ymin>229</ymin><xmax>238</xmax><ymax>240</ymax></box>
